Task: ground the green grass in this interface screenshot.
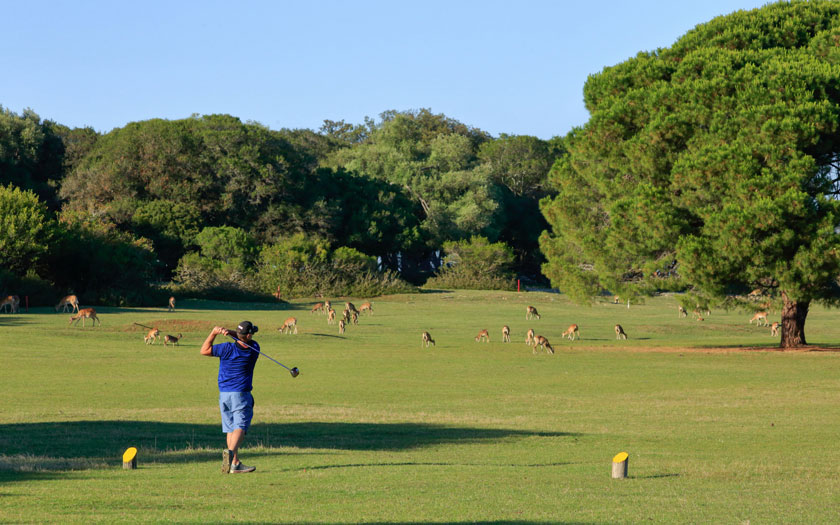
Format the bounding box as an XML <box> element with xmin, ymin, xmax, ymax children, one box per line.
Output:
<box><xmin>2</xmin><ymin>290</ymin><xmax>840</xmax><ymax>523</ymax></box>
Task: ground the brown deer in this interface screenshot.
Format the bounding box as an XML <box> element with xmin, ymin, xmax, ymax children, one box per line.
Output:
<box><xmin>1</xmin><ymin>295</ymin><xmax>20</xmax><ymax>314</ymax></box>
<box><xmin>502</xmin><ymin>325</ymin><xmax>511</xmax><ymax>343</ymax></box>
<box><xmin>324</xmin><ymin>300</ymin><xmax>332</xmax><ymax>313</ymax></box>
<box><xmin>338</xmin><ymin>319</ymin><xmax>346</xmax><ymax>334</ymax></box>
<box><xmin>422</xmin><ymin>331</ymin><xmax>435</xmax><ymax>347</ymax></box>
<box><xmin>678</xmin><ymin>305</ymin><xmax>687</xmax><ymax>318</ymax></box>
<box><xmin>770</xmin><ymin>322</ymin><xmax>780</xmax><ymax>337</ymax></box>
<box><xmin>345</xmin><ymin>302</ymin><xmax>359</xmax><ymax>315</ymax></box>
<box><xmin>613</xmin><ymin>295</ymin><xmax>620</xmax><ymax>304</ymax></box>
<box><xmin>342</xmin><ymin>308</ymin><xmax>351</xmax><ymax>324</ymax></box>
<box><xmin>615</xmin><ymin>324</ymin><xmax>627</xmax><ymax>340</ymax></box>
<box><xmin>359</xmin><ymin>302</ymin><xmax>373</xmax><ymax>315</ymax></box>
<box><xmin>525</xmin><ymin>306</ymin><xmax>541</xmax><ymax>320</ymax></box>
<box><xmin>525</xmin><ymin>328</ymin><xmax>535</xmax><ymax>346</ymax></box>
<box><xmin>168</xmin><ymin>296</ymin><xmax>176</xmax><ymax>312</ymax></box>
<box><xmin>562</xmin><ymin>324</ymin><xmax>579</xmax><ymax>341</ymax></box>
<box><xmin>310</xmin><ymin>302</ymin><xmax>325</xmax><ymax>314</ymax></box>
<box><xmin>532</xmin><ymin>335</ymin><xmax>554</xmax><ymax>354</ymax></box>
<box><xmin>273</xmin><ymin>286</ymin><xmax>283</xmax><ymax>301</ymax></box>
<box><xmin>55</xmin><ymin>295</ymin><xmax>79</xmax><ymax>313</ymax></box>
<box><xmin>749</xmin><ymin>311</ymin><xmax>768</xmax><ymax>326</ymax></box>
<box><xmin>475</xmin><ymin>329</ymin><xmax>490</xmax><ymax>342</ymax></box>
<box><xmin>163</xmin><ymin>333</ymin><xmax>182</xmax><ymax>346</ymax></box>
<box><xmin>69</xmin><ymin>308</ymin><xmax>100</xmax><ymax>327</ymax></box>
<box><xmin>279</xmin><ymin>317</ymin><xmax>298</xmax><ymax>334</ymax></box>
<box><xmin>144</xmin><ymin>328</ymin><xmax>160</xmax><ymax>344</ymax></box>
<box><xmin>351</xmin><ymin>311</ymin><xmax>359</xmax><ymax>325</ymax></box>
<box><xmin>327</xmin><ymin>308</ymin><xmax>336</xmax><ymax>324</ymax></box>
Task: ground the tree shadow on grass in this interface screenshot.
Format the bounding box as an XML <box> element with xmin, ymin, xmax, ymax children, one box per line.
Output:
<box><xmin>0</xmin><ymin>421</ymin><xmax>580</xmax><ymax>475</ymax></box>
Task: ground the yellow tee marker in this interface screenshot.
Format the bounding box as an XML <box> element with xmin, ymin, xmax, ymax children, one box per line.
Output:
<box><xmin>122</xmin><ymin>447</ymin><xmax>138</xmax><ymax>470</ymax></box>
<box><xmin>611</xmin><ymin>451</ymin><xmax>628</xmax><ymax>478</ymax></box>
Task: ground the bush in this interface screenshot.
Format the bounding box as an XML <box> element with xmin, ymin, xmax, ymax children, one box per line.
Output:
<box><xmin>426</xmin><ymin>236</ymin><xmax>516</xmax><ymax>290</ymax></box>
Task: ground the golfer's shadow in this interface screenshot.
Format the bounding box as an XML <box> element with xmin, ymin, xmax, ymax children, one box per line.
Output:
<box><xmin>0</xmin><ymin>421</ymin><xmax>580</xmax><ymax>472</ymax></box>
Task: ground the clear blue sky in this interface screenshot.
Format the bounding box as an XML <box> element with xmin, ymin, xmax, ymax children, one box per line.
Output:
<box><xmin>2</xmin><ymin>0</ymin><xmax>770</xmax><ymax>139</ymax></box>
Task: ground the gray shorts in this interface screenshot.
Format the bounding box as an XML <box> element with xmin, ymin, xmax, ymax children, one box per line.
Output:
<box><xmin>219</xmin><ymin>391</ymin><xmax>254</xmax><ymax>433</ymax></box>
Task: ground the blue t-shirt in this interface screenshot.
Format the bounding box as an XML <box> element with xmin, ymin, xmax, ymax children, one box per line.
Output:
<box><xmin>212</xmin><ymin>341</ymin><xmax>260</xmax><ymax>392</ymax></box>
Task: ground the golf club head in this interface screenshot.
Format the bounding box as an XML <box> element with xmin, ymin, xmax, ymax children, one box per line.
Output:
<box><xmin>290</xmin><ymin>367</ymin><xmax>300</xmax><ymax>378</ymax></box>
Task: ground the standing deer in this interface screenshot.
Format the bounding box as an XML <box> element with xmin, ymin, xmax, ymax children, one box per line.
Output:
<box><xmin>1</xmin><ymin>295</ymin><xmax>20</xmax><ymax>313</ymax></box>
<box><xmin>525</xmin><ymin>328</ymin><xmax>535</xmax><ymax>346</ymax></box>
<box><xmin>327</xmin><ymin>308</ymin><xmax>336</xmax><ymax>324</ymax></box>
<box><xmin>502</xmin><ymin>325</ymin><xmax>511</xmax><ymax>342</ymax></box>
<box><xmin>279</xmin><ymin>317</ymin><xmax>298</xmax><ymax>334</ymax></box>
<box><xmin>615</xmin><ymin>324</ymin><xmax>627</xmax><ymax>340</ymax></box>
<box><xmin>163</xmin><ymin>333</ymin><xmax>182</xmax><ymax>346</ymax></box>
<box><xmin>69</xmin><ymin>308</ymin><xmax>100</xmax><ymax>327</ymax></box>
<box><xmin>613</xmin><ymin>295</ymin><xmax>620</xmax><ymax>304</ymax></box>
<box><xmin>338</xmin><ymin>319</ymin><xmax>346</xmax><ymax>334</ymax></box>
<box><xmin>525</xmin><ymin>306</ymin><xmax>541</xmax><ymax>320</ymax></box>
<box><xmin>351</xmin><ymin>311</ymin><xmax>359</xmax><ymax>325</ymax></box>
<box><xmin>144</xmin><ymin>328</ymin><xmax>160</xmax><ymax>344</ymax></box>
<box><xmin>359</xmin><ymin>302</ymin><xmax>373</xmax><ymax>315</ymax></box>
<box><xmin>678</xmin><ymin>305</ymin><xmax>687</xmax><ymax>318</ymax></box>
<box><xmin>770</xmin><ymin>322</ymin><xmax>780</xmax><ymax>337</ymax></box>
<box><xmin>532</xmin><ymin>335</ymin><xmax>554</xmax><ymax>354</ymax></box>
<box><xmin>749</xmin><ymin>311</ymin><xmax>769</xmax><ymax>326</ymax></box>
<box><xmin>342</xmin><ymin>308</ymin><xmax>351</xmax><ymax>324</ymax></box>
<box><xmin>310</xmin><ymin>302</ymin><xmax>325</xmax><ymax>314</ymax></box>
<box><xmin>168</xmin><ymin>296</ymin><xmax>176</xmax><ymax>312</ymax></box>
<box><xmin>55</xmin><ymin>295</ymin><xmax>79</xmax><ymax>313</ymax></box>
<box><xmin>562</xmin><ymin>324</ymin><xmax>579</xmax><ymax>341</ymax></box>
<box><xmin>324</xmin><ymin>300</ymin><xmax>332</xmax><ymax>313</ymax></box>
<box><xmin>421</xmin><ymin>331</ymin><xmax>435</xmax><ymax>347</ymax></box>
<box><xmin>475</xmin><ymin>329</ymin><xmax>490</xmax><ymax>342</ymax></box>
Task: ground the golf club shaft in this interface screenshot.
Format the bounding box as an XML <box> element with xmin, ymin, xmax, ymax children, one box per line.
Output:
<box><xmin>224</xmin><ymin>332</ymin><xmax>292</xmax><ymax>371</ymax></box>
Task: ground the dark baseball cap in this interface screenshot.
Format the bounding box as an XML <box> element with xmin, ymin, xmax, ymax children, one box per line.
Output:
<box><xmin>236</xmin><ymin>321</ymin><xmax>258</xmax><ymax>336</ymax></box>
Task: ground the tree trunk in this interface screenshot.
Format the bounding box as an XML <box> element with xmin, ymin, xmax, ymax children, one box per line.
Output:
<box><xmin>780</xmin><ymin>292</ymin><xmax>809</xmax><ymax>348</ymax></box>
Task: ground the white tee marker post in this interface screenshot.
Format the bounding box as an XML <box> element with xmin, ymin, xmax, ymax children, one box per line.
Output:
<box><xmin>611</xmin><ymin>451</ymin><xmax>629</xmax><ymax>479</ymax></box>
<box><xmin>122</xmin><ymin>447</ymin><xmax>138</xmax><ymax>470</ymax></box>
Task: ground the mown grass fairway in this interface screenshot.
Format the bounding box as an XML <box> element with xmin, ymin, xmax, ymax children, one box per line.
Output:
<box><xmin>2</xmin><ymin>291</ymin><xmax>840</xmax><ymax>523</ymax></box>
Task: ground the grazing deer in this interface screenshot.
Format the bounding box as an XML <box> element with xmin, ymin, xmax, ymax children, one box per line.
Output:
<box><xmin>144</xmin><ymin>328</ymin><xmax>160</xmax><ymax>344</ymax></box>
<box><xmin>310</xmin><ymin>302</ymin><xmax>324</xmax><ymax>314</ymax></box>
<box><xmin>338</xmin><ymin>319</ymin><xmax>346</xmax><ymax>334</ymax></box>
<box><xmin>422</xmin><ymin>331</ymin><xmax>435</xmax><ymax>347</ymax></box>
<box><xmin>351</xmin><ymin>311</ymin><xmax>359</xmax><ymax>325</ymax></box>
<box><xmin>359</xmin><ymin>302</ymin><xmax>373</xmax><ymax>315</ymax></box>
<box><xmin>562</xmin><ymin>324</ymin><xmax>579</xmax><ymax>341</ymax></box>
<box><xmin>163</xmin><ymin>333</ymin><xmax>182</xmax><ymax>346</ymax></box>
<box><xmin>770</xmin><ymin>322</ymin><xmax>780</xmax><ymax>336</ymax></box>
<box><xmin>69</xmin><ymin>308</ymin><xmax>100</xmax><ymax>327</ymax></box>
<box><xmin>55</xmin><ymin>295</ymin><xmax>79</xmax><ymax>313</ymax></box>
<box><xmin>345</xmin><ymin>302</ymin><xmax>359</xmax><ymax>315</ymax></box>
<box><xmin>678</xmin><ymin>305</ymin><xmax>687</xmax><ymax>318</ymax></box>
<box><xmin>279</xmin><ymin>317</ymin><xmax>298</xmax><ymax>334</ymax></box>
<box><xmin>615</xmin><ymin>324</ymin><xmax>627</xmax><ymax>340</ymax></box>
<box><xmin>1</xmin><ymin>295</ymin><xmax>20</xmax><ymax>314</ymax></box>
<box><xmin>525</xmin><ymin>306</ymin><xmax>541</xmax><ymax>320</ymax></box>
<box><xmin>749</xmin><ymin>311</ymin><xmax>768</xmax><ymax>326</ymax></box>
<box><xmin>525</xmin><ymin>328</ymin><xmax>535</xmax><ymax>346</ymax></box>
<box><xmin>475</xmin><ymin>329</ymin><xmax>490</xmax><ymax>342</ymax></box>
<box><xmin>502</xmin><ymin>325</ymin><xmax>511</xmax><ymax>343</ymax></box>
<box><xmin>327</xmin><ymin>308</ymin><xmax>336</xmax><ymax>324</ymax></box>
<box><xmin>168</xmin><ymin>296</ymin><xmax>176</xmax><ymax>312</ymax></box>
<box><xmin>532</xmin><ymin>335</ymin><xmax>554</xmax><ymax>354</ymax></box>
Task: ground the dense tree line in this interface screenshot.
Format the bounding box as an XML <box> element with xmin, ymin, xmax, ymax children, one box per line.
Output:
<box><xmin>0</xmin><ymin>107</ymin><xmax>562</xmax><ymax>304</ymax></box>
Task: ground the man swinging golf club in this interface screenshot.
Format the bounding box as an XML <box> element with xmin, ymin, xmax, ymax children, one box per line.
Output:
<box><xmin>201</xmin><ymin>321</ymin><xmax>260</xmax><ymax>474</ymax></box>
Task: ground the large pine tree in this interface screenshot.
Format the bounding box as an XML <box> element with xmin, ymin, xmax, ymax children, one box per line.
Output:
<box><xmin>540</xmin><ymin>1</ymin><xmax>840</xmax><ymax>347</ymax></box>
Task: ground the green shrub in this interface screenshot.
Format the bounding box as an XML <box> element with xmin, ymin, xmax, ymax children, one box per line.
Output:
<box><xmin>426</xmin><ymin>236</ymin><xmax>516</xmax><ymax>291</ymax></box>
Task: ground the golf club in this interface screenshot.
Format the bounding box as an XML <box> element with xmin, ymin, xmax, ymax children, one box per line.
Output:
<box><xmin>223</xmin><ymin>330</ymin><xmax>300</xmax><ymax>378</ymax></box>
